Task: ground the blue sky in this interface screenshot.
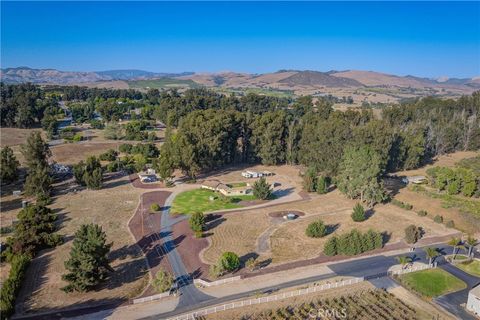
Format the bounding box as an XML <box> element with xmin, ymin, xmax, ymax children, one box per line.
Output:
<box><xmin>1</xmin><ymin>1</ymin><xmax>479</xmax><ymax>78</ymax></box>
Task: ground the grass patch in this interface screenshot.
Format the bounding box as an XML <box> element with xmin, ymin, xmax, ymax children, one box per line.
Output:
<box><xmin>398</xmin><ymin>268</ymin><xmax>466</xmax><ymax>298</ymax></box>
<box><xmin>170</xmin><ymin>189</ymin><xmax>255</xmax><ymax>214</ymax></box>
<box><xmin>456</xmin><ymin>260</ymin><xmax>480</xmax><ymax>277</ymax></box>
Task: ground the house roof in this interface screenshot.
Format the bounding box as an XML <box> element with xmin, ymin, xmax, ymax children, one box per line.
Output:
<box><xmin>471</xmin><ymin>284</ymin><xmax>480</xmax><ymax>297</ymax></box>
<box><xmin>202</xmin><ymin>180</ymin><xmax>222</xmax><ymax>188</ymax></box>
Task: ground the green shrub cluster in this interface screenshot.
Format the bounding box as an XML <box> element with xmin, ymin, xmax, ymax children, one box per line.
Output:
<box><xmin>99</xmin><ymin>149</ymin><xmax>118</xmax><ymax>161</ymax></box>
<box><xmin>302</xmin><ymin>167</ymin><xmax>330</xmax><ymax>194</ymax></box>
<box><xmin>433</xmin><ymin>215</ymin><xmax>444</xmax><ymax>223</ymax></box>
<box><xmin>351</xmin><ymin>203</ymin><xmax>366</xmax><ymax>222</ymax></box>
<box><xmin>0</xmin><ymin>254</ymin><xmax>31</xmax><ymax>319</ymax></box>
<box><xmin>305</xmin><ymin>220</ymin><xmax>327</xmax><ymax>238</ymax></box>
<box><xmin>417</xmin><ymin>210</ymin><xmax>428</xmax><ymax>217</ymax></box>
<box><xmin>390</xmin><ymin>199</ymin><xmax>413</xmax><ymax>210</ymax></box>
<box><xmin>323</xmin><ymin>229</ymin><xmax>383</xmax><ymax>256</ymax></box>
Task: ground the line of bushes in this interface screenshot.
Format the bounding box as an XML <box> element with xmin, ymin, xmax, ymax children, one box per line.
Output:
<box><xmin>0</xmin><ymin>254</ymin><xmax>31</xmax><ymax>319</ymax></box>
<box><xmin>323</xmin><ymin>229</ymin><xmax>384</xmax><ymax>256</ymax></box>
<box><xmin>390</xmin><ymin>199</ymin><xmax>413</xmax><ymax>210</ymax></box>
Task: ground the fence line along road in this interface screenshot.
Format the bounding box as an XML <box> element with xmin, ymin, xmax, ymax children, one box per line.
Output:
<box><xmin>168</xmin><ymin>263</ymin><xmax>436</xmax><ymax>320</ymax></box>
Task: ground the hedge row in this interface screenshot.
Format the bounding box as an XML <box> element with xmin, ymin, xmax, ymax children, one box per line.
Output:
<box><xmin>0</xmin><ymin>254</ymin><xmax>31</xmax><ymax>319</ymax></box>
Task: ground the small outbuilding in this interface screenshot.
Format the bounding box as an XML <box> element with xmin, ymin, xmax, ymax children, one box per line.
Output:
<box><xmin>401</xmin><ymin>175</ymin><xmax>427</xmax><ymax>185</ymax></box>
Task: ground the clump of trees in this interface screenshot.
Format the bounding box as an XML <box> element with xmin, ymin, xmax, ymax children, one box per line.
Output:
<box><xmin>323</xmin><ymin>229</ymin><xmax>383</xmax><ymax>256</ymax></box>
<box><xmin>426</xmin><ymin>166</ymin><xmax>479</xmax><ymax>197</ymax></box>
<box><xmin>305</xmin><ymin>220</ymin><xmax>327</xmax><ymax>238</ymax></box>
<box><xmin>62</xmin><ymin>224</ymin><xmax>113</xmax><ymax>292</ymax></box>
<box><xmin>404</xmin><ymin>225</ymin><xmax>423</xmax><ymax>244</ymax></box>
<box><xmin>0</xmin><ymin>146</ymin><xmax>20</xmax><ymax>184</ymax></box>
<box><xmin>351</xmin><ymin>203</ymin><xmax>366</xmax><ymax>222</ymax></box>
<box><xmin>302</xmin><ymin>167</ymin><xmax>329</xmax><ymax>194</ymax></box>
<box><xmin>252</xmin><ymin>177</ymin><xmax>272</xmax><ymax>200</ymax></box>
<box><xmin>73</xmin><ymin>156</ymin><xmax>103</xmax><ymax>189</ymax></box>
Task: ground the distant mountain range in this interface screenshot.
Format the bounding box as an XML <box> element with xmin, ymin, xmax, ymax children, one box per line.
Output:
<box><xmin>0</xmin><ymin>67</ymin><xmax>193</xmax><ymax>84</ymax></box>
<box><xmin>1</xmin><ymin>67</ymin><xmax>479</xmax><ymax>98</ymax></box>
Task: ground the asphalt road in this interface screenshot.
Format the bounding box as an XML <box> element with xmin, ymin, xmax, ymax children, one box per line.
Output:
<box><xmin>435</xmin><ymin>262</ymin><xmax>480</xmax><ymax>320</ymax></box>
<box><xmin>140</xmin><ymin>244</ymin><xmax>474</xmax><ymax>320</ymax></box>
<box><xmin>159</xmin><ymin>193</ymin><xmax>214</xmax><ymax>307</ymax></box>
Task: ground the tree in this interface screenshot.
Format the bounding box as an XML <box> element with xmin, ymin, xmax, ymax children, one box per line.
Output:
<box><xmin>303</xmin><ymin>167</ymin><xmax>317</xmax><ymax>192</ymax></box>
<box><xmin>305</xmin><ymin>220</ymin><xmax>327</xmax><ymax>238</ymax></box>
<box><xmin>316</xmin><ymin>176</ymin><xmax>329</xmax><ymax>194</ymax></box>
<box><xmin>424</xmin><ymin>247</ymin><xmax>440</xmax><ymax>266</ymax></box>
<box><xmin>404</xmin><ymin>225</ymin><xmax>422</xmax><ymax>244</ymax></box>
<box><xmin>447</xmin><ymin>237</ymin><xmax>461</xmax><ymax>257</ymax></box>
<box><xmin>73</xmin><ymin>156</ymin><xmax>103</xmax><ymax>189</ymax></box>
<box><xmin>218</xmin><ymin>252</ymin><xmax>240</xmax><ymax>272</ymax></box>
<box><xmin>323</xmin><ymin>236</ymin><xmax>338</xmax><ymax>256</ymax></box>
<box><xmin>0</xmin><ymin>146</ymin><xmax>19</xmax><ymax>184</ymax></box>
<box><xmin>336</xmin><ymin>146</ymin><xmax>387</xmax><ymax>206</ymax></box>
<box><xmin>396</xmin><ymin>256</ymin><xmax>411</xmax><ymax>270</ymax></box>
<box><xmin>41</xmin><ymin>115</ymin><xmax>58</xmax><ymax>139</ymax></box>
<box><xmin>23</xmin><ymin>164</ymin><xmax>52</xmax><ymax>198</ymax></box>
<box><xmin>62</xmin><ymin>224</ymin><xmax>113</xmax><ymax>292</ymax></box>
<box><xmin>252</xmin><ymin>177</ymin><xmax>271</xmax><ymax>200</ymax></box>
<box><xmin>152</xmin><ymin>269</ymin><xmax>174</xmax><ymax>293</ymax></box>
<box><xmin>5</xmin><ymin>204</ymin><xmax>61</xmax><ymax>257</ymax></box>
<box><xmin>351</xmin><ymin>203</ymin><xmax>366</xmax><ymax>222</ymax></box>
<box><xmin>20</xmin><ymin>131</ymin><xmax>51</xmax><ymax>169</ymax></box>
<box><xmin>466</xmin><ymin>235</ymin><xmax>477</xmax><ymax>257</ymax></box>
<box><xmin>189</xmin><ymin>212</ymin><xmax>205</xmax><ymax>234</ymax></box>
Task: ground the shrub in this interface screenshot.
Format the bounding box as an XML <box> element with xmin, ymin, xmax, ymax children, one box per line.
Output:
<box><xmin>323</xmin><ymin>236</ymin><xmax>338</xmax><ymax>256</ymax></box>
<box><xmin>150</xmin><ymin>203</ymin><xmax>161</xmax><ymax>212</ymax></box>
<box><xmin>72</xmin><ymin>133</ymin><xmax>83</xmax><ymax>142</ymax></box>
<box><xmin>0</xmin><ymin>254</ymin><xmax>31</xmax><ymax>319</ymax></box>
<box><xmin>445</xmin><ymin>220</ymin><xmax>455</xmax><ymax>228</ymax></box>
<box><xmin>404</xmin><ymin>225</ymin><xmax>422</xmax><ymax>244</ymax></box>
<box><xmin>246</xmin><ymin>257</ymin><xmax>257</xmax><ymax>271</ymax></box>
<box><xmin>252</xmin><ymin>177</ymin><xmax>272</xmax><ymax>200</ymax></box>
<box><xmin>324</xmin><ymin>229</ymin><xmax>383</xmax><ymax>256</ymax></box>
<box><xmin>303</xmin><ymin>167</ymin><xmax>317</xmax><ymax>192</ymax></box>
<box><xmin>305</xmin><ymin>220</ymin><xmax>327</xmax><ymax>238</ymax></box>
<box><xmin>119</xmin><ymin>143</ymin><xmax>133</xmax><ymax>154</ymax></box>
<box><xmin>218</xmin><ymin>252</ymin><xmax>240</xmax><ymax>272</ymax></box>
<box><xmin>447</xmin><ymin>180</ymin><xmax>461</xmax><ymax>195</ymax></box>
<box><xmin>462</xmin><ymin>181</ymin><xmax>477</xmax><ymax>197</ymax></box>
<box><xmin>417</xmin><ymin>210</ymin><xmax>428</xmax><ymax>217</ymax></box>
<box><xmin>316</xmin><ymin>176</ymin><xmax>329</xmax><ymax>194</ymax></box>
<box><xmin>209</xmin><ymin>264</ymin><xmax>224</xmax><ymax>279</ymax></box>
<box><xmin>433</xmin><ymin>215</ymin><xmax>444</xmax><ymax>223</ymax></box>
<box><xmin>152</xmin><ymin>269</ymin><xmax>174</xmax><ymax>293</ymax></box>
<box><xmin>351</xmin><ymin>203</ymin><xmax>366</xmax><ymax>222</ymax></box>
<box><xmin>89</xmin><ymin>119</ymin><xmax>104</xmax><ymax>129</ymax></box>
<box><xmin>99</xmin><ymin>149</ymin><xmax>118</xmax><ymax>162</ymax></box>
<box><xmin>189</xmin><ymin>212</ymin><xmax>205</xmax><ymax>233</ymax></box>
<box><xmin>391</xmin><ymin>199</ymin><xmax>413</xmax><ymax>210</ymax></box>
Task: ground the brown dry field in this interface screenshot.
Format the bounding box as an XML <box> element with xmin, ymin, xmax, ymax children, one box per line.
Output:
<box><xmin>10</xmin><ymin>174</ymin><xmax>148</xmax><ymax>314</ymax></box>
<box><xmin>202</xmin><ymin>189</ymin><xmax>453</xmax><ymax>266</ymax></box>
<box><xmin>394</xmin><ymin>151</ymin><xmax>480</xmax><ymax>234</ymax></box>
<box><xmin>204</xmin><ymin>281</ymin><xmax>452</xmax><ymax>320</ymax></box>
<box><xmin>0</xmin><ymin>126</ymin><xmax>165</xmax><ymax>165</ymax></box>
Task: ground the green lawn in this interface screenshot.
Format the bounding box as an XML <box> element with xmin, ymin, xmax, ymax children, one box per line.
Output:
<box><xmin>398</xmin><ymin>268</ymin><xmax>466</xmax><ymax>297</ymax></box>
<box><xmin>127</xmin><ymin>78</ymin><xmax>200</xmax><ymax>89</ymax></box>
<box><xmin>226</xmin><ymin>182</ymin><xmax>247</xmax><ymax>188</ymax></box>
<box><xmin>170</xmin><ymin>189</ymin><xmax>255</xmax><ymax>214</ymax></box>
<box><xmin>456</xmin><ymin>260</ymin><xmax>480</xmax><ymax>277</ymax></box>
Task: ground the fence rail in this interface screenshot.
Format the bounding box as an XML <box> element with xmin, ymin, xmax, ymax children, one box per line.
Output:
<box><xmin>193</xmin><ymin>276</ymin><xmax>241</xmax><ymax>287</ymax></box>
<box><xmin>168</xmin><ymin>263</ymin><xmax>437</xmax><ymax>320</ymax></box>
<box><xmin>168</xmin><ymin>277</ymin><xmax>364</xmax><ymax>320</ymax></box>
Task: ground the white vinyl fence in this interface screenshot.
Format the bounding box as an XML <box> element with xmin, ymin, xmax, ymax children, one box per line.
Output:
<box><xmin>193</xmin><ymin>276</ymin><xmax>241</xmax><ymax>287</ymax></box>
<box><xmin>168</xmin><ymin>277</ymin><xmax>364</xmax><ymax>320</ymax></box>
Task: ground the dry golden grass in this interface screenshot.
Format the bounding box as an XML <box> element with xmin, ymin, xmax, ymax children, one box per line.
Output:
<box><xmin>0</xmin><ymin>128</ymin><xmax>45</xmax><ymax>147</ymax></box>
<box><xmin>203</xmin><ymin>189</ymin><xmax>453</xmax><ymax>266</ymax></box>
<box><xmin>14</xmin><ymin>174</ymin><xmax>148</xmax><ymax>314</ymax></box>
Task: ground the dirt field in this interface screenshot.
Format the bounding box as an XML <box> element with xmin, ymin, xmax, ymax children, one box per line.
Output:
<box><xmin>393</xmin><ymin>151</ymin><xmax>480</xmax><ymax>234</ymax></box>
<box><xmin>202</xmin><ymin>189</ymin><xmax>454</xmax><ymax>266</ymax></box>
<box><xmin>14</xmin><ymin>174</ymin><xmax>148</xmax><ymax>314</ymax></box>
